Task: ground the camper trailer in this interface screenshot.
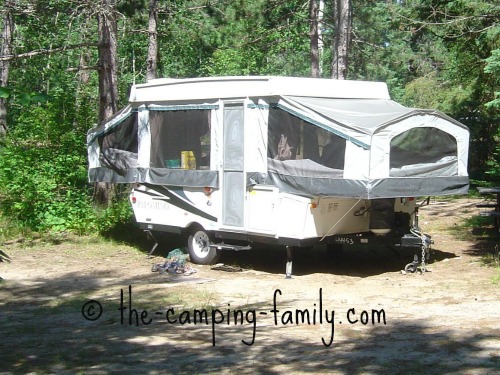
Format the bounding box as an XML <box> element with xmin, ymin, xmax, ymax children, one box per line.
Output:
<box><xmin>87</xmin><ymin>76</ymin><xmax>469</xmax><ymax>272</ymax></box>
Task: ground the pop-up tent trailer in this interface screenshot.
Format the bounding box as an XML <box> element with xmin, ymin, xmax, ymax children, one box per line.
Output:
<box><xmin>87</xmin><ymin>76</ymin><xmax>469</xmax><ymax>273</ymax></box>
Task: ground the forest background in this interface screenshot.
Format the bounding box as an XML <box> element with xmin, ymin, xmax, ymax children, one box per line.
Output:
<box><xmin>0</xmin><ymin>0</ymin><xmax>498</xmax><ymax>235</ymax></box>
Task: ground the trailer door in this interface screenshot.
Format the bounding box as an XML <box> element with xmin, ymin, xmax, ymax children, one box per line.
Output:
<box><xmin>222</xmin><ymin>104</ymin><xmax>245</xmax><ymax>227</ymax></box>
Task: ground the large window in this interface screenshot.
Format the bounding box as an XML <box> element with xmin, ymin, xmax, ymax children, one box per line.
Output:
<box><xmin>268</xmin><ymin>107</ymin><xmax>346</xmax><ymax>170</ymax></box>
<box><xmin>98</xmin><ymin>111</ymin><xmax>139</xmax><ymax>174</ymax></box>
<box><xmin>149</xmin><ymin>109</ymin><xmax>211</xmax><ymax>170</ymax></box>
<box><xmin>99</xmin><ymin>112</ymin><xmax>138</xmax><ymax>154</ymax></box>
<box><xmin>390</xmin><ymin>127</ymin><xmax>457</xmax><ymax>169</ymax></box>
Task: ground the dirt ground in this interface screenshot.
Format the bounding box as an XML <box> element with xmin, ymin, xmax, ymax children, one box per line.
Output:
<box><xmin>0</xmin><ymin>198</ymin><xmax>499</xmax><ymax>374</ymax></box>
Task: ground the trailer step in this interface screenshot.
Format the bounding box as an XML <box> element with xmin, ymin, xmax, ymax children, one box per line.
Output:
<box><xmin>210</xmin><ymin>243</ymin><xmax>252</xmax><ymax>251</ymax></box>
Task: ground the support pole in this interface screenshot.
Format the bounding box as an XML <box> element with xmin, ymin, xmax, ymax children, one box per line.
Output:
<box><xmin>285</xmin><ymin>245</ymin><xmax>293</xmax><ymax>279</ymax></box>
<box><xmin>146</xmin><ymin>230</ymin><xmax>159</xmax><ymax>258</ymax></box>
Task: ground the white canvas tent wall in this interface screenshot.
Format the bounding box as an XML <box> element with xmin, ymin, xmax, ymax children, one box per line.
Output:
<box><xmin>87</xmin><ymin>76</ymin><xmax>469</xmax><ymax>199</ymax></box>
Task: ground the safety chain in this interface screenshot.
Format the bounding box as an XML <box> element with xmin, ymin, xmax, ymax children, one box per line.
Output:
<box><xmin>417</xmin><ymin>229</ymin><xmax>432</xmax><ymax>273</ymax></box>
<box><xmin>405</xmin><ymin>227</ymin><xmax>432</xmax><ymax>274</ymax></box>
<box><xmin>421</xmin><ymin>245</ymin><xmax>427</xmax><ymax>272</ymax></box>
<box><xmin>422</xmin><ymin>231</ymin><xmax>433</xmax><ymax>273</ymax></box>
<box><xmin>409</xmin><ymin>197</ymin><xmax>432</xmax><ymax>274</ymax></box>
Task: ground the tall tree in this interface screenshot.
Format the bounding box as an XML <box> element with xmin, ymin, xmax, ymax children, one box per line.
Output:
<box><xmin>0</xmin><ymin>0</ymin><xmax>14</xmax><ymax>135</ymax></box>
<box><xmin>310</xmin><ymin>0</ymin><xmax>320</xmax><ymax>77</ymax></box>
<box><xmin>146</xmin><ymin>0</ymin><xmax>158</xmax><ymax>81</ymax></box>
<box><xmin>97</xmin><ymin>0</ymin><xmax>118</xmax><ymax>123</ymax></box>
<box><xmin>331</xmin><ymin>0</ymin><xmax>351</xmax><ymax>79</ymax></box>
<box><xmin>95</xmin><ymin>0</ymin><xmax>119</xmax><ymax>205</ymax></box>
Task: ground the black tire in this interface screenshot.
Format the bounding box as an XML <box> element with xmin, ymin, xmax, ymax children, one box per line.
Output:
<box><xmin>187</xmin><ymin>229</ymin><xmax>220</xmax><ymax>265</ymax></box>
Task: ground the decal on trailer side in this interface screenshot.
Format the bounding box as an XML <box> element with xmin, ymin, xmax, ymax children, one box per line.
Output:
<box><xmin>334</xmin><ymin>237</ymin><xmax>355</xmax><ymax>245</ymax></box>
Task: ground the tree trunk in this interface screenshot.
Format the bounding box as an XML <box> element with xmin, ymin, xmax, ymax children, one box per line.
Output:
<box><xmin>310</xmin><ymin>0</ymin><xmax>320</xmax><ymax>78</ymax></box>
<box><xmin>0</xmin><ymin>0</ymin><xmax>14</xmax><ymax>136</ymax></box>
<box><xmin>331</xmin><ymin>0</ymin><xmax>351</xmax><ymax>80</ymax></box>
<box><xmin>95</xmin><ymin>0</ymin><xmax>119</xmax><ymax>205</ymax></box>
<box><xmin>146</xmin><ymin>0</ymin><xmax>158</xmax><ymax>81</ymax></box>
<box><xmin>97</xmin><ymin>0</ymin><xmax>118</xmax><ymax>123</ymax></box>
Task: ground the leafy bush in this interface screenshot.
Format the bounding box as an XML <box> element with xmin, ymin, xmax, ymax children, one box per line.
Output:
<box><xmin>0</xmin><ymin>102</ymin><xmax>98</xmax><ymax>233</ymax></box>
<box><xmin>483</xmin><ymin>49</ymin><xmax>500</xmax><ymax>183</ymax></box>
<box><xmin>94</xmin><ymin>191</ymin><xmax>135</xmax><ymax>235</ymax></box>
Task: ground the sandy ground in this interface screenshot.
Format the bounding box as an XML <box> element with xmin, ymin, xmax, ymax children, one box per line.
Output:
<box><xmin>0</xmin><ymin>198</ymin><xmax>499</xmax><ymax>374</ymax></box>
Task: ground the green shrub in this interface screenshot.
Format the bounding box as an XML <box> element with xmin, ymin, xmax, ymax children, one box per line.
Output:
<box><xmin>0</xmin><ymin>103</ymin><xmax>97</xmax><ymax>233</ymax></box>
<box><xmin>94</xmin><ymin>192</ymin><xmax>135</xmax><ymax>235</ymax></box>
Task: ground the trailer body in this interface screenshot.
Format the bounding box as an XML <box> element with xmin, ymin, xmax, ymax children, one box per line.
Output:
<box><xmin>87</xmin><ymin>76</ymin><xmax>469</xmax><ymax>265</ymax></box>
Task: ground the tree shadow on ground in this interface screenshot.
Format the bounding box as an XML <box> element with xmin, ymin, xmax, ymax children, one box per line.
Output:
<box><xmin>216</xmin><ymin>244</ymin><xmax>458</xmax><ymax>277</ymax></box>
<box><xmin>104</xmin><ymin>203</ymin><xmax>491</xmax><ymax>279</ymax></box>
<box><xmin>101</xmin><ymin>223</ymin><xmax>152</xmax><ymax>251</ymax></box>
<box><xmin>422</xmin><ymin>199</ymin><xmax>479</xmax><ymax>218</ymax></box>
<box><xmin>136</xmin><ymin>231</ymin><xmax>459</xmax><ymax>278</ymax></box>
<box><xmin>460</xmin><ymin>214</ymin><xmax>499</xmax><ymax>261</ymax></box>
<box><xmin>0</xmin><ymin>270</ymin><xmax>498</xmax><ymax>374</ymax></box>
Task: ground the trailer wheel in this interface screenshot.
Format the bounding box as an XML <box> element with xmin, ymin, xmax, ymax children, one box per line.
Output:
<box><xmin>187</xmin><ymin>229</ymin><xmax>219</xmax><ymax>265</ymax></box>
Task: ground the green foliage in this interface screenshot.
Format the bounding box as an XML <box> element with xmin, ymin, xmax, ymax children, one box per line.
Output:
<box><xmin>205</xmin><ymin>48</ymin><xmax>260</xmax><ymax>76</ymax></box>
<box><xmin>484</xmin><ymin>43</ymin><xmax>500</xmax><ymax>180</ymax></box>
<box><xmin>484</xmin><ymin>49</ymin><xmax>500</xmax><ymax>110</ymax></box>
<box><xmin>402</xmin><ymin>72</ymin><xmax>471</xmax><ymax>112</ymax></box>
<box><xmin>0</xmin><ymin>92</ymin><xmax>136</xmax><ymax>235</ymax></box>
<box><xmin>486</xmin><ymin>145</ymin><xmax>500</xmax><ymax>183</ymax></box>
<box><xmin>143</xmin><ymin>0</ymin><xmax>311</xmax><ymax>78</ymax></box>
<box><xmin>258</xmin><ymin>1</ymin><xmax>310</xmax><ymax>76</ymax></box>
<box><xmin>0</xmin><ymin>102</ymin><xmax>95</xmax><ymax>233</ymax></box>
<box><xmin>94</xmin><ymin>195</ymin><xmax>135</xmax><ymax>235</ymax></box>
<box><xmin>0</xmin><ymin>87</ymin><xmax>49</xmax><ymax>105</ymax></box>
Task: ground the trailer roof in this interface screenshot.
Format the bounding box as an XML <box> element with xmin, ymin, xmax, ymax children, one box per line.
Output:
<box><xmin>129</xmin><ymin>76</ymin><xmax>391</xmax><ymax>103</ymax></box>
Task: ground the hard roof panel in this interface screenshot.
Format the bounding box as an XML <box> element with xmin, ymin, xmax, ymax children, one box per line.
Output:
<box><xmin>130</xmin><ymin>76</ymin><xmax>391</xmax><ymax>103</ymax></box>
